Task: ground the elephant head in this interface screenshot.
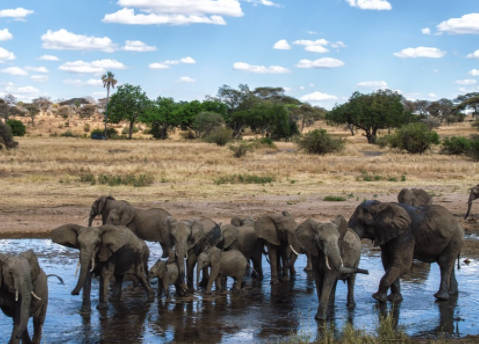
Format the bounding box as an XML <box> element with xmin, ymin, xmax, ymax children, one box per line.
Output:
<box><xmin>348</xmin><ymin>200</ymin><xmax>412</xmax><ymax>246</ymax></box>
<box><xmin>196</xmin><ymin>247</ymin><xmax>221</xmax><ymax>290</ymax></box>
<box><xmin>106</xmin><ymin>206</ymin><xmax>134</xmax><ymax>226</ymax></box>
<box><xmin>51</xmin><ymin>223</ymin><xmax>131</xmax><ymax>296</ymax></box>
<box><xmin>465</xmin><ymin>185</ymin><xmax>479</xmax><ymax>219</ymax></box>
<box><xmin>218</xmin><ymin>224</ymin><xmax>239</xmax><ymax>250</ymax></box>
<box><xmin>231</xmin><ymin>215</ymin><xmax>255</xmax><ymax>227</ymax></box>
<box><xmin>295</xmin><ymin>216</ymin><xmax>368</xmax><ymax>275</ymax></box>
<box><xmin>88</xmin><ymin>195</ymin><xmax>116</xmax><ymax>226</ymax></box>
<box><xmin>397</xmin><ymin>188</ymin><xmax>432</xmax><ymax>207</ymax></box>
<box><xmin>0</xmin><ymin>250</ymin><xmax>41</xmax><ymax>341</ymax></box>
<box><xmin>149</xmin><ymin>260</ymin><xmax>167</xmax><ymax>283</ymax></box>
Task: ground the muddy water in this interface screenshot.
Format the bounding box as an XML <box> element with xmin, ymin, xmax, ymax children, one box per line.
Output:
<box><xmin>0</xmin><ymin>239</ymin><xmax>478</xmax><ymax>343</ymax></box>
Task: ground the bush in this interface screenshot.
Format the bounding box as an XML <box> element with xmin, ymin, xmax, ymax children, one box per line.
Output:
<box><xmin>79</xmin><ymin>173</ymin><xmax>153</xmax><ymax>187</ymax></box>
<box><xmin>468</xmin><ymin>135</ymin><xmax>479</xmax><ymax>160</ymax></box>
<box><xmin>122</xmin><ymin>126</ymin><xmax>139</xmax><ymax>135</ymax></box>
<box><xmin>297</xmin><ymin>129</ymin><xmax>345</xmax><ymax>155</ymax></box>
<box><xmin>323</xmin><ymin>195</ymin><xmax>346</xmax><ymax>202</ymax></box>
<box><xmin>375</xmin><ymin>135</ymin><xmax>390</xmax><ymax>149</ymax></box>
<box><xmin>83</xmin><ymin>123</ymin><xmax>90</xmax><ymax>133</ymax></box>
<box><xmin>388</xmin><ymin>123</ymin><xmax>439</xmax><ymax>154</ymax></box>
<box><xmin>6</xmin><ymin>119</ymin><xmax>26</xmax><ymax>136</ymax></box>
<box><xmin>91</xmin><ymin>128</ymin><xmax>117</xmax><ymax>139</ymax></box>
<box><xmin>204</xmin><ymin>127</ymin><xmax>233</xmax><ymax>146</ymax></box>
<box><xmin>193</xmin><ymin>112</ymin><xmax>224</xmax><ymax>137</ymax></box>
<box><xmin>229</xmin><ymin>142</ymin><xmax>253</xmax><ymax>158</ymax></box>
<box><xmin>250</xmin><ymin>137</ymin><xmax>277</xmax><ymax>150</ymax></box>
<box><xmin>180</xmin><ymin>130</ymin><xmax>197</xmax><ymax>140</ymax></box>
<box><xmin>214</xmin><ymin>174</ymin><xmax>274</xmax><ymax>185</ymax></box>
<box><xmin>420</xmin><ymin>118</ymin><xmax>441</xmax><ymax>130</ymax></box>
<box><xmin>60</xmin><ymin>130</ymin><xmax>76</xmax><ymax>137</ymax></box>
<box><xmin>441</xmin><ymin>136</ymin><xmax>471</xmax><ymax>155</ymax></box>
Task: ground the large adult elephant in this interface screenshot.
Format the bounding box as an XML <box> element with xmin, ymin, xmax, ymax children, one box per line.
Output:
<box><xmin>88</xmin><ymin>195</ymin><xmax>130</xmax><ymax>227</ymax></box>
<box><xmin>397</xmin><ymin>188</ymin><xmax>432</xmax><ymax>207</ymax></box>
<box><xmin>106</xmin><ymin>205</ymin><xmax>174</xmax><ymax>262</ymax></box>
<box><xmin>465</xmin><ymin>184</ymin><xmax>479</xmax><ymax>219</ymax></box>
<box><xmin>51</xmin><ymin>224</ymin><xmax>154</xmax><ymax>312</ymax></box>
<box><xmin>348</xmin><ymin>201</ymin><xmax>464</xmax><ymax>303</ymax></box>
<box><xmin>254</xmin><ymin>211</ymin><xmax>302</xmax><ymax>284</ymax></box>
<box><xmin>295</xmin><ymin>216</ymin><xmax>369</xmax><ymax>320</ymax></box>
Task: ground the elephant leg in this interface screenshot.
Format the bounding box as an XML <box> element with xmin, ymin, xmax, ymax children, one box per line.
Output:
<box><xmin>160</xmin><ymin>242</ymin><xmax>169</xmax><ymax>259</ymax></box>
<box><xmin>109</xmin><ymin>274</ymin><xmax>124</xmax><ymax>302</ymax></box>
<box><xmin>21</xmin><ymin>327</ymin><xmax>32</xmax><ymax>344</ymax></box>
<box><xmin>32</xmin><ymin>308</ymin><xmax>47</xmax><ymax>344</ymax></box>
<box><xmin>206</xmin><ymin>265</ymin><xmax>220</xmax><ymax>295</ymax></box>
<box><xmin>380</xmin><ymin>250</ymin><xmax>403</xmax><ymax>303</ymax></box>
<box><xmin>312</xmin><ymin>268</ymin><xmax>324</xmax><ymax>313</ymax></box>
<box><xmin>268</xmin><ymin>244</ymin><xmax>279</xmax><ymax>284</ymax></box>
<box><xmin>97</xmin><ymin>269</ymin><xmax>112</xmax><ymax>309</ymax></box>
<box><xmin>450</xmin><ymin>268</ymin><xmax>458</xmax><ymax>295</ymax></box>
<box><xmin>163</xmin><ymin>278</ymin><xmax>171</xmax><ymax>300</ymax></box>
<box><xmin>304</xmin><ymin>253</ymin><xmax>313</xmax><ymax>272</ymax></box>
<box><xmin>199</xmin><ymin>267</ymin><xmax>209</xmax><ymax>287</ymax></box>
<box><xmin>281</xmin><ymin>251</ymin><xmax>290</xmax><ymax>281</ymax></box>
<box><xmin>288</xmin><ymin>252</ymin><xmax>297</xmax><ymax>276</ymax></box>
<box><xmin>374</xmin><ymin>251</ymin><xmax>410</xmax><ymax>303</ymax></box>
<box><xmin>135</xmin><ymin>269</ymin><xmax>154</xmax><ymax>302</ymax></box>
<box><xmin>220</xmin><ymin>274</ymin><xmax>227</xmax><ymax>290</ymax></box>
<box><xmin>235</xmin><ymin>272</ymin><xmax>244</xmax><ymax>292</ymax></box>
<box><xmin>329</xmin><ymin>280</ymin><xmax>338</xmax><ymax>306</ymax></box>
<box><xmin>80</xmin><ymin>271</ymin><xmax>92</xmax><ymax>312</ymax></box>
<box><xmin>435</xmin><ymin>255</ymin><xmax>455</xmax><ymax>300</ymax></box>
<box><xmin>186</xmin><ymin>254</ymin><xmax>198</xmax><ymax>292</ymax></box>
<box><xmin>316</xmin><ymin>276</ymin><xmax>335</xmax><ymax>320</ymax></box>
<box><xmin>252</xmin><ymin>251</ymin><xmax>263</xmax><ymax>281</ymax></box>
<box><xmin>347</xmin><ymin>274</ymin><xmax>357</xmax><ymax>309</ymax></box>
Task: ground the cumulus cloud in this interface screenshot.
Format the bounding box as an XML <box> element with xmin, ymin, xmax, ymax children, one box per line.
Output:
<box><xmin>233</xmin><ymin>62</ymin><xmax>290</xmax><ymax>73</ymax></box>
<box><xmin>305</xmin><ymin>45</ymin><xmax>329</xmax><ymax>53</ymax></box>
<box><xmin>393</xmin><ymin>47</ymin><xmax>446</xmax><ymax>58</ymax></box>
<box><xmin>0</xmin><ymin>67</ymin><xmax>27</xmax><ymax>76</ymax></box>
<box><xmin>31</xmin><ymin>75</ymin><xmax>49</xmax><ymax>83</ymax></box>
<box><xmin>103</xmin><ymin>0</ymin><xmax>243</xmax><ymax>26</ymax></box>
<box><xmin>421</xmin><ymin>28</ymin><xmax>431</xmax><ymax>35</ymax></box>
<box><xmin>346</xmin><ymin>0</ymin><xmax>391</xmax><ymax>11</ymax></box>
<box><xmin>25</xmin><ymin>66</ymin><xmax>49</xmax><ymax>73</ymax></box>
<box><xmin>467</xmin><ymin>49</ymin><xmax>479</xmax><ymax>59</ymax></box>
<box><xmin>177</xmin><ymin>76</ymin><xmax>196</xmax><ymax>83</ymax></box>
<box><xmin>469</xmin><ymin>69</ymin><xmax>479</xmax><ymax>76</ymax></box>
<box><xmin>121</xmin><ymin>40</ymin><xmax>157</xmax><ymax>52</ymax></box>
<box><xmin>0</xmin><ymin>29</ymin><xmax>13</xmax><ymax>41</ymax></box>
<box><xmin>59</xmin><ymin>59</ymin><xmax>127</xmax><ymax>74</ymax></box>
<box><xmin>292</xmin><ymin>39</ymin><xmax>345</xmax><ymax>53</ymax></box>
<box><xmin>296</xmin><ymin>58</ymin><xmax>345</xmax><ymax>69</ymax></box>
<box><xmin>5</xmin><ymin>85</ymin><xmax>39</xmax><ymax>94</ymax></box>
<box><xmin>455</xmin><ymin>79</ymin><xmax>477</xmax><ymax>85</ymax></box>
<box><xmin>41</xmin><ymin>29</ymin><xmax>117</xmax><ymax>52</ymax></box>
<box><xmin>243</xmin><ymin>0</ymin><xmax>282</xmax><ymax>8</ymax></box>
<box><xmin>273</xmin><ymin>39</ymin><xmax>291</xmax><ymax>50</ymax></box>
<box><xmin>0</xmin><ymin>47</ymin><xmax>15</xmax><ymax>62</ymax></box>
<box><xmin>37</xmin><ymin>55</ymin><xmax>59</xmax><ymax>61</ymax></box>
<box><xmin>437</xmin><ymin>13</ymin><xmax>479</xmax><ymax>34</ymax></box>
<box><xmin>300</xmin><ymin>91</ymin><xmax>338</xmax><ymax>102</ymax></box>
<box><xmin>64</xmin><ymin>79</ymin><xmax>103</xmax><ymax>86</ymax></box>
<box><xmin>428</xmin><ymin>93</ymin><xmax>438</xmax><ymax>99</ymax></box>
<box><xmin>149</xmin><ymin>57</ymin><xmax>196</xmax><ymax>69</ymax></box>
<box><xmin>357</xmin><ymin>81</ymin><xmax>388</xmax><ymax>88</ymax></box>
<box><xmin>0</xmin><ymin>8</ymin><xmax>34</xmax><ymax>19</ymax></box>
<box><xmin>149</xmin><ymin>63</ymin><xmax>170</xmax><ymax>69</ymax></box>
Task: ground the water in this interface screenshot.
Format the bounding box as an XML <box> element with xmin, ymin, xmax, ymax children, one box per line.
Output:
<box><xmin>0</xmin><ymin>239</ymin><xmax>478</xmax><ymax>343</ymax></box>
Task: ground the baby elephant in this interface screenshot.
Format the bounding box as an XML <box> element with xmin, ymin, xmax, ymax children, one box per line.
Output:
<box><xmin>149</xmin><ymin>260</ymin><xmax>181</xmax><ymax>300</ymax></box>
<box><xmin>196</xmin><ymin>247</ymin><xmax>248</xmax><ymax>295</ymax></box>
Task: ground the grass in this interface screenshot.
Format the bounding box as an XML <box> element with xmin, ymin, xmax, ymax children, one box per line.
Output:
<box><xmin>214</xmin><ymin>174</ymin><xmax>275</xmax><ymax>185</ymax></box>
<box><xmin>323</xmin><ymin>195</ymin><xmax>347</xmax><ymax>202</ymax></box>
<box><xmin>79</xmin><ymin>173</ymin><xmax>154</xmax><ymax>187</ymax></box>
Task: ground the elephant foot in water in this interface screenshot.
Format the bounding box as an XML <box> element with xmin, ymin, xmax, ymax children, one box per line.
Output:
<box><xmin>96</xmin><ymin>302</ymin><xmax>109</xmax><ymax>310</ymax></box>
<box><xmin>80</xmin><ymin>304</ymin><xmax>92</xmax><ymax>313</ymax></box>
<box><xmin>372</xmin><ymin>292</ymin><xmax>387</xmax><ymax>303</ymax></box>
<box><xmin>387</xmin><ymin>293</ymin><xmax>403</xmax><ymax>303</ymax></box>
<box><xmin>434</xmin><ymin>290</ymin><xmax>450</xmax><ymax>301</ymax></box>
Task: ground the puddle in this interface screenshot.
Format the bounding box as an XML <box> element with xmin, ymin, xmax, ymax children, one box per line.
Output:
<box><xmin>0</xmin><ymin>239</ymin><xmax>478</xmax><ymax>343</ymax></box>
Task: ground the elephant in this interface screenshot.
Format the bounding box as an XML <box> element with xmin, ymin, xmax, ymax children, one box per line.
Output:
<box><xmin>196</xmin><ymin>247</ymin><xmax>248</xmax><ymax>295</ymax></box>
<box><xmin>148</xmin><ymin>260</ymin><xmax>180</xmax><ymax>300</ymax></box>
<box><xmin>254</xmin><ymin>211</ymin><xmax>302</xmax><ymax>284</ymax></box>
<box><xmin>397</xmin><ymin>188</ymin><xmax>432</xmax><ymax>207</ymax></box>
<box><xmin>88</xmin><ymin>195</ymin><xmax>130</xmax><ymax>227</ymax></box>
<box><xmin>106</xmin><ymin>205</ymin><xmax>174</xmax><ymax>262</ymax></box>
<box><xmin>0</xmin><ymin>250</ymin><xmax>47</xmax><ymax>344</ymax></box>
<box><xmin>295</xmin><ymin>216</ymin><xmax>369</xmax><ymax>320</ymax></box>
<box><xmin>465</xmin><ymin>184</ymin><xmax>479</xmax><ymax>219</ymax></box>
<box><xmin>348</xmin><ymin>200</ymin><xmax>464</xmax><ymax>303</ymax></box>
<box><xmin>51</xmin><ymin>223</ymin><xmax>154</xmax><ymax>312</ymax></box>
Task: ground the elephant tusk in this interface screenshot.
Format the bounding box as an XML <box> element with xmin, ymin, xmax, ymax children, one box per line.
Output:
<box><xmin>15</xmin><ymin>289</ymin><xmax>18</xmax><ymax>302</ymax></box>
<box><xmin>325</xmin><ymin>255</ymin><xmax>331</xmax><ymax>270</ymax></box>
<box><xmin>31</xmin><ymin>291</ymin><xmax>41</xmax><ymax>301</ymax></box>
<box><xmin>340</xmin><ymin>256</ymin><xmax>344</xmax><ymax>267</ymax></box>
<box><xmin>90</xmin><ymin>258</ymin><xmax>95</xmax><ymax>272</ymax></box>
<box><xmin>290</xmin><ymin>245</ymin><xmax>300</xmax><ymax>256</ymax></box>
<box><xmin>75</xmin><ymin>260</ymin><xmax>81</xmax><ymax>279</ymax></box>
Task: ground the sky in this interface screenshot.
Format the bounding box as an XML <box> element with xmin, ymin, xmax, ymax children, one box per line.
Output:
<box><xmin>1</xmin><ymin>0</ymin><xmax>479</xmax><ymax>109</ymax></box>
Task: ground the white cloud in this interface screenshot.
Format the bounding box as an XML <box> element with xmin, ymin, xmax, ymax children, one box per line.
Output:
<box><xmin>122</xmin><ymin>40</ymin><xmax>157</xmax><ymax>52</ymax></box>
<box><xmin>180</xmin><ymin>57</ymin><xmax>196</xmax><ymax>64</ymax></box>
<box><xmin>37</xmin><ymin>55</ymin><xmax>59</xmax><ymax>61</ymax></box>
<box><xmin>469</xmin><ymin>69</ymin><xmax>479</xmax><ymax>76</ymax></box>
<box><xmin>437</xmin><ymin>13</ymin><xmax>479</xmax><ymax>35</ymax></box>
<box><xmin>59</xmin><ymin>59</ymin><xmax>127</xmax><ymax>74</ymax></box>
<box><xmin>0</xmin><ymin>67</ymin><xmax>27</xmax><ymax>76</ymax></box>
<box><xmin>0</xmin><ymin>8</ymin><xmax>34</xmax><ymax>19</ymax></box>
<box><xmin>243</xmin><ymin>0</ymin><xmax>282</xmax><ymax>7</ymax></box>
<box><xmin>309</xmin><ymin>83</ymin><xmax>315</xmax><ymax>87</ymax></box>
<box><xmin>177</xmin><ymin>76</ymin><xmax>196</xmax><ymax>83</ymax></box>
<box><xmin>467</xmin><ymin>49</ymin><xmax>479</xmax><ymax>59</ymax></box>
<box><xmin>92</xmin><ymin>91</ymin><xmax>107</xmax><ymax>98</ymax></box>
<box><xmin>149</xmin><ymin>57</ymin><xmax>196</xmax><ymax>69</ymax></box>
<box><xmin>300</xmin><ymin>91</ymin><xmax>338</xmax><ymax>102</ymax></box>
<box><xmin>346</xmin><ymin>0</ymin><xmax>391</xmax><ymax>11</ymax></box>
<box><xmin>421</xmin><ymin>28</ymin><xmax>431</xmax><ymax>35</ymax></box>
<box><xmin>292</xmin><ymin>38</ymin><xmax>345</xmax><ymax>53</ymax></box>
<box><xmin>0</xmin><ymin>47</ymin><xmax>15</xmax><ymax>62</ymax></box>
<box><xmin>293</xmin><ymin>39</ymin><xmax>329</xmax><ymax>46</ymax></box>
<box><xmin>455</xmin><ymin>79</ymin><xmax>477</xmax><ymax>85</ymax></box>
<box><xmin>31</xmin><ymin>75</ymin><xmax>49</xmax><ymax>83</ymax></box>
<box><xmin>149</xmin><ymin>63</ymin><xmax>170</xmax><ymax>69</ymax></box>
<box><xmin>307</xmin><ymin>31</ymin><xmax>317</xmax><ymax>35</ymax></box>
<box><xmin>357</xmin><ymin>81</ymin><xmax>388</xmax><ymax>88</ymax></box>
<box><xmin>330</xmin><ymin>41</ymin><xmax>347</xmax><ymax>49</ymax></box>
<box><xmin>85</xmin><ymin>79</ymin><xmax>103</xmax><ymax>86</ymax></box>
<box><xmin>428</xmin><ymin>93</ymin><xmax>438</xmax><ymax>99</ymax></box>
<box><xmin>305</xmin><ymin>45</ymin><xmax>329</xmax><ymax>53</ymax></box>
<box><xmin>63</xmin><ymin>79</ymin><xmax>83</xmax><ymax>86</ymax></box>
<box><xmin>41</xmin><ymin>29</ymin><xmax>117</xmax><ymax>52</ymax></box>
<box><xmin>233</xmin><ymin>62</ymin><xmax>290</xmax><ymax>74</ymax></box>
<box><xmin>296</xmin><ymin>57</ymin><xmax>345</xmax><ymax>69</ymax></box>
<box><xmin>5</xmin><ymin>85</ymin><xmax>39</xmax><ymax>94</ymax></box>
<box><xmin>63</xmin><ymin>79</ymin><xmax>103</xmax><ymax>86</ymax></box>
<box><xmin>273</xmin><ymin>39</ymin><xmax>291</xmax><ymax>50</ymax></box>
<box><xmin>0</xmin><ymin>29</ymin><xmax>13</xmax><ymax>41</ymax></box>
<box><xmin>393</xmin><ymin>47</ymin><xmax>446</xmax><ymax>58</ymax></box>
<box><xmin>299</xmin><ymin>86</ymin><xmax>305</xmax><ymax>90</ymax></box>
<box><xmin>25</xmin><ymin>66</ymin><xmax>49</xmax><ymax>73</ymax></box>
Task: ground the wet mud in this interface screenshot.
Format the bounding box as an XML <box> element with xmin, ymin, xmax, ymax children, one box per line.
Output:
<box><xmin>0</xmin><ymin>239</ymin><xmax>478</xmax><ymax>343</ymax></box>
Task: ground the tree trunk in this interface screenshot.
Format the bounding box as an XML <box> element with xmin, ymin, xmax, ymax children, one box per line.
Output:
<box><xmin>129</xmin><ymin>120</ymin><xmax>134</xmax><ymax>140</ymax></box>
<box><xmin>104</xmin><ymin>85</ymin><xmax>110</xmax><ymax>140</ymax></box>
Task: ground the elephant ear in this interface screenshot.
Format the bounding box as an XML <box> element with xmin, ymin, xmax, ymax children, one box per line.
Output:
<box><xmin>369</xmin><ymin>202</ymin><xmax>411</xmax><ymax>246</ymax></box>
<box><xmin>231</xmin><ymin>215</ymin><xmax>244</xmax><ymax>227</ymax></box>
<box><xmin>51</xmin><ymin>223</ymin><xmax>82</xmax><ymax>249</ymax></box>
<box><xmin>96</xmin><ymin>196</ymin><xmax>113</xmax><ymax>215</ymax></box>
<box><xmin>20</xmin><ymin>249</ymin><xmax>41</xmax><ymax>282</ymax></box>
<box><xmin>332</xmin><ymin>215</ymin><xmax>349</xmax><ymax>239</ymax></box>
<box><xmin>98</xmin><ymin>225</ymin><xmax>129</xmax><ymax>262</ymax></box>
<box><xmin>210</xmin><ymin>248</ymin><xmax>222</xmax><ymax>267</ymax></box>
<box><xmin>397</xmin><ymin>188</ymin><xmax>408</xmax><ymax>204</ymax></box>
<box><xmin>255</xmin><ymin>215</ymin><xmax>280</xmax><ymax>246</ymax></box>
<box><xmin>295</xmin><ymin>219</ymin><xmax>319</xmax><ymax>257</ymax></box>
<box><xmin>118</xmin><ymin>206</ymin><xmax>135</xmax><ymax>226</ymax></box>
<box><xmin>221</xmin><ymin>225</ymin><xmax>238</xmax><ymax>249</ymax></box>
<box><xmin>188</xmin><ymin>220</ymin><xmax>204</xmax><ymax>251</ymax></box>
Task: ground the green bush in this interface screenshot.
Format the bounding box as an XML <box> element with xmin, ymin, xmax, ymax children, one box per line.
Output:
<box><xmin>193</xmin><ymin>112</ymin><xmax>224</xmax><ymax>137</ymax></box>
<box><xmin>79</xmin><ymin>173</ymin><xmax>153</xmax><ymax>187</ymax></box>
<box><xmin>204</xmin><ymin>127</ymin><xmax>233</xmax><ymax>146</ymax></box>
<box><xmin>375</xmin><ymin>135</ymin><xmax>390</xmax><ymax>149</ymax></box>
<box><xmin>91</xmin><ymin>128</ymin><xmax>118</xmax><ymax>139</ymax></box>
<box><xmin>229</xmin><ymin>142</ymin><xmax>253</xmax><ymax>158</ymax></box>
<box><xmin>214</xmin><ymin>174</ymin><xmax>274</xmax><ymax>185</ymax></box>
<box><xmin>388</xmin><ymin>123</ymin><xmax>439</xmax><ymax>154</ymax></box>
<box><xmin>323</xmin><ymin>195</ymin><xmax>346</xmax><ymax>202</ymax></box>
<box><xmin>468</xmin><ymin>135</ymin><xmax>479</xmax><ymax>160</ymax></box>
<box><xmin>121</xmin><ymin>126</ymin><xmax>139</xmax><ymax>135</ymax></box>
<box><xmin>6</xmin><ymin>119</ymin><xmax>26</xmax><ymax>136</ymax></box>
<box><xmin>297</xmin><ymin>129</ymin><xmax>345</xmax><ymax>155</ymax></box>
<box><xmin>0</xmin><ymin>121</ymin><xmax>18</xmax><ymax>149</ymax></box>
<box><xmin>441</xmin><ymin>136</ymin><xmax>471</xmax><ymax>155</ymax></box>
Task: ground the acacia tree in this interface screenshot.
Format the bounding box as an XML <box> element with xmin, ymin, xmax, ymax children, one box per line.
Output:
<box><xmin>454</xmin><ymin>93</ymin><xmax>479</xmax><ymax>119</ymax></box>
<box><xmin>23</xmin><ymin>104</ymin><xmax>40</xmax><ymax>125</ymax></box>
<box><xmin>102</xmin><ymin>71</ymin><xmax>117</xmax><ymax>139</ymax></box>
<box><xmin>33</xmin><ymin>97</ymin><xmax>52</xmax><ymax>114</ymax></box>
<box><xmin>140</xmin><ymin>97</ymin><xmax>180</xmax><ymax>140</ymax></box>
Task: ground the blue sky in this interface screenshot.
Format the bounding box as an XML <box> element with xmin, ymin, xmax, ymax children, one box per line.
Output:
<box><xmin>1</xmin><ymin>0</ymin><xmax>479</xmax><ymax>109</ymax></box>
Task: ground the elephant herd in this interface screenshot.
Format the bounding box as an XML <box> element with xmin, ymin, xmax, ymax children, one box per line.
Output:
<box><xmin>1</xmin><ymin>186</ymin><xmax>476</xmax><ymax>343</ymax></box>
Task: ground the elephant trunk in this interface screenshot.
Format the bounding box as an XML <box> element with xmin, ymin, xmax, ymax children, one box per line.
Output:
<box><xmin>326</xmin><ymin>241</ymin><xmax>368</xmax><ymax>275</ymax></box>
<box><xmin>176</xmin><ymin>245</ymin><xmax>187</xmax><ymax>289</ymax></box>
<box><xmin>196</xmin><ymin>265</ymin><xmax>201</xmax><ymax>290</ymax></box>
<box><xmin>72</xmin><ymin>251</ymin><xmax>93</xmax><ymax>295</ymax></box>
<box><xmin>465</xmin><ymin>192</ymin><xmax>475</xmax><ymax>219</ymax></box>
<box><xmin>88</xmin><ymin>215</ymin><xmax>96</xmax><ymax>227</ymax></box>
<box><xmin>15</xmin><ymin>275</ymin><xmax>32</xmax><ymax>340</ymax></box>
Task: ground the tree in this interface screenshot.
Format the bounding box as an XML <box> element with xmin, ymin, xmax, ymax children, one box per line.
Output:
<box><xmin>58</xmin><ymin>98</ymin><xmax>91</xmax><ymax>118</ymax></box>
<box><xmin>108</xmin><ymin>84</ymin><xmax>150</xmax><ymax>139</ymax></box>
<box><xmin>140</xmin><ymin>97</ymin><xmax>180</xmax><ymax>140</ymax></box>
<box><xmin>454</xmin><ymin>93</ymin><xmax>479</xmax><ymax>119</ymax></box>
<box><xmin>0</xmin><ymin>94</ymin><xmax>21</xmax><ymax>121</ymax></box>
<box><xmin>427</xmin><ymin>98</ymin><xmax>455</xmax><ymax>123</ymax></box>
<box><xmin>23</xmin><ymin>104</ymin><xmax>40</xmax><ymax>125</ymax></box>
<box><xmin>102</xmin><ymin>71</ymin><xmax>118</xmax><ymax>140</ymax></box>
<box><xmin>289</xmin><ymin>103</ymin><xmax>326</xmax><ymax>133</ymax></box>
<box><xmin>33</xmin><ymin>97</ymin><xmax>52</xmax><ymax>113</ymax></box>
<box><xmin>78</xmin><ymin>104</ymin><xmax>98</xmax><ymax>118</ymax></box>
<box><xmin>414</xmin><ymin>100</ymin><xmax>431</xmax><ymax>118</ymax></box>
<box><xmin>193</xmin><ymin>112</ymin><xmax>224</xmax><ymax>137</ymax></box>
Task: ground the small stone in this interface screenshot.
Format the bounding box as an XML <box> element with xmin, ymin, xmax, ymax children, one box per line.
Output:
<box><xmin>464</xmin><ymin>259</ymin><xmax>471</xmax><ymax>265</ymax></box>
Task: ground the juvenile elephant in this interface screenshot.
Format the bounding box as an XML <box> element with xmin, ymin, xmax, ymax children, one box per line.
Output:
<box><xmin>348</xmin><ymin>201</ymin><xmax>464</xmax><ymax>303</ymax></box>
<box><xmin>149</xmin><ymin>260</ymin><xmax>180</xmax><ymax>301</ymax></box>
<box><xmin>196</xmin><ymin>247</ymin><xmax>248</xmax><ymax>294</ymax></box>
<box><xmin>51</xmin><ymin>224</ymin><xmax>154</xmax><ymax>312</ymax></box>
<box><xmin>295</xmin><ymin>216</ymin><xmax>369</xmax><ymax>320</ymax></box>
<box><xmin>465</xmin><ymin>184</ymin><xmax>479</xmax><ymax>219</ymax></box>
<box><xmin>106</xmin><ymin>205</ymin><xmax>174</xmax><ymax>262</ymax></box>
<box><xmin>397</xmin><ymin>188</ymin><xmax>432</xmax><ymax>207</ymax></box>
<box><xmin>254</xmin><ymin>211</ymin><xmax>302</xmax><ymax>284</ymax></box>
<box><xmin>0</xmin><ymin>250</ymin><xmax>47</xmax><ymax>344</ymax></box>
<box><xmin>88</xmin><ymin>195</ymin><xmax>130</xmax><ymax>226</ymax></box>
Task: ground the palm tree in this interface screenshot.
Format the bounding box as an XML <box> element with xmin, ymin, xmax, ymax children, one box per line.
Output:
<box><xmin>101</xmin><ymin>71</ymin><xmax>117</xmax><ymax>139</ymax></box>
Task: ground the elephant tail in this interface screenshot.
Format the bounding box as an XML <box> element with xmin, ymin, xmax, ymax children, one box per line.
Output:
<box><xmin>47</xmin><ymin>274</ymin><xmax>65</xmax><ymax>285</ymax></box>
<box><xmin>457</xmin><ymin>253</ymin><xmax>461</xmax><ymax>271</ymax></box>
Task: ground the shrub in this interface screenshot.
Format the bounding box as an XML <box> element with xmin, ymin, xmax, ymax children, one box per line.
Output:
<box><xmin>0</xmin><ymin>121</ymin><xmax>18</xmax><ymax>149</ymax></box>
<box><xmin>122</xmin><ymin>126</ymin><xmax>139</xmax><ymax>135</ymax></box>
<box><xmin>229</xmin><ymin>142</ymin><xmax>253</xmax><ymax>158</ymax></box>
<box><xmin>375</xmin><ymin>135</ymin><xmax>390</xmax><ymax>149</ymax></box>
<box><xmin>79</xmin><ymin>173</ymin><xmax>153</xmax><ymax>187</ymax></box>
<box><xmin>214</xmin><ymin>174</ymin><xmax>274</xmax><ymax>185</ymax></box>
<box><xmin>83</xmin><ymin>123</ymin><xmax>90</xmax><ymax>133</ymax></box>
<box><xmin>60</xmin><ymin>130</ymin><xmax>76</xmax><ymax>137</ymax></box>
<box><xmin>6</xmin><ymin>119</ymin><xmax>26</xmax><ymax>136</ymax></box>
<box><xmin>204</xmin><ymin>127</ymin><xmax>233</xmax><ymax>146</ymax></box>
<box><xmin>323</xmin><ymin>195</ymin><xmax>346</xmax><ymax>202</ymax></box>
<box><xmin>250</xmin><ymin>137</ymin><xmax>277</xmax><ymax>149</ymax></box>
<box><xmin>193</xmin><ymin>112</ymin><xmax>224</xmax><ymax>137</ymax></box>
<box><xmin>420</xmin><ymin>118</ymin><xmax>441</xmax><ymax>130</ymax></box>
<box><xmin>441</xmin><ymin>136</ymin><xmax>471</xmax><ymax>155</ymax></box>
<box><xmin>180</xmin><ymin>130</ymin><xmax>197</xmax><ymax>140</ymax></box>
<box><xmin>388</xmin><ymin>123</ymin><xmax>439</xmax><ymax>154</ymax></box>
<box><xmin>91</xmin><ymin>128</ymin><xmax>117</xmax><ymax>139</ymax></box>
<box><xmin>297</xmin><ymin>129</ymin><xmax>345</xmax><ymax>155</ymax></box>
<box><xmin>468</xmin><ymin>135</ymin><xmax>479</xmax><ymax>160</ymax></box>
